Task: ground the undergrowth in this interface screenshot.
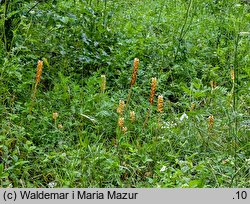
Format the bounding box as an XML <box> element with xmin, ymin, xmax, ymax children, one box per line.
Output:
<box><xmin>0</xmin><ymin>0</ymin><xmax>249</xmax><ymax>187</ymax></box>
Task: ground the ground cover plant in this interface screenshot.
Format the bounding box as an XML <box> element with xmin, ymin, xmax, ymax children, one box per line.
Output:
<box><xmin>0</xmin><ymin>0</ymin><xmax>249</xmax><ymax>187</ymax></box>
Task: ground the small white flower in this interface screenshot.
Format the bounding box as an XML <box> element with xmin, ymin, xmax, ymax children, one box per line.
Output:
<box><xmin>48</xmin><ymin>182</ymin><xmax>56</xmax><ymax>188</ymax></box>
<box><xmin>161</xmin><ymin>121</ymin><xmax>177</xmax><ymax>129</ymax></box>
<box><xmin>180</xmin><ymin>112</ymin><xmax>188</xmax><ymax>122</ymax></box>
<box><xmin>160</xmin><ymin>166</ymin><xmax>167</xmax><ymax>172</ymax></box>
<box><xmin>162</xmin><ymin>122</ymin><xmax>171</xmax><ymax>129</ymax></box>
<box><xmin>239</xmin><ymin>32</ymin><xmax>250</xmax><ymax>36</ymax></box>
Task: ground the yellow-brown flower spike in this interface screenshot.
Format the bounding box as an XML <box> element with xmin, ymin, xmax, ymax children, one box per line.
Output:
<box><xmin>149</xmin><ymin>77</ymin><xmax>157</xmax><ymax>105</ymax></box>
<box><xmin>101</xmin><ymin>75</ymin><xmax>106</xmax><ymax>93</ymax></box>
<box><xmin>117</xmin><ymin>100</ymin><xmax>125</xmax><ymax>116</ymax></box>
<box><xmin>118</xmin><ymin>117</ymin><xmax>124</xmax><ymax>128</ymax></box>
<box><xmin>53</xmin><ymin>112</ymin><xmax>59</xmax><ymax>121</ymax></box>
<box><xmin>208</xmin><ymin>115</ymin><xmax>214</xmax><ymax>129</ymax></box>
<box><xmin>157</xmin><ymin>95</ymin><xmax>164</xmax><ymax>113</ymax></box>
<box><xmin>231</xmin><ymin>69</ymin><xmax>235</xmax><ymax>82</ymax></box>
<box><xmin>122</xmin><ymin>126</ymin><xmax>128</xmax><ymax>134</ymax></box>
<box><xmin>30</xmin><ymin>60</ymin><xmax>44</xmax><ymax>114</ymax></box>
<box><xmin>36</xmin><ymin>60</ymin><xmax>43</xmax><ymax>85</ymax></box>
<box><xmin>190</xmin><ymin>102</ymin><xmax>196</xmax><ymax>111</ymax></box>
<box><xmin>130</xmin><ymin>111</ymin><xmax>136</xmax><ymax>123</ymax></box>
<box><xmin>130</xmin><ymin>58</ymin><xmax>139</xmax><ymax>87</ymax></box>
<box><xmin>210</xmin><ymin>81</ymin><xmax>216</xmax><ymax>89</ymax></box>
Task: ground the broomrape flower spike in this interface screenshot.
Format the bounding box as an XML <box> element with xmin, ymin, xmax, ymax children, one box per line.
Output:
<box><xmin>210</xmin><ymin>81</ymin><xmax>216</xmax><ymax>89</ymax></box>
<box><xmin>130</xmin><ymin>111</ymin><xmax>136</xmax><ymax>123</ymax></box>
<box><xmin>208</xmin><ymin>115</ymin><xmax>214</xmax><ymax>129</ymax></box>
<box><xmin>53</xmin><ymin>112</ymin><xmax>59</xmax><ymax>121</ymax></box>
<box><xmin>126</xmin><ymin>58</ymin><xmax>139</xmax><ymax>109</ymax></box>
<box><xmin>157</xmin><ymin>95</ymin><xmax>164</xmax><ymax>113</ymax></box>
<box><xmin>143</xmin><ymin>77</ymin><xmax>157</xmax><ymax>127</ymax></box>
<box><xmin>130</xmin><ymin>58</ymin><xmax>139</xmax><ymax>87</ymax></box>
<box><xmin>190</xmin><ymin>102</ymin><xmax>196</xmax><ymax>111</ymax></box>
<box><xmin>30</xmin><ymin>60</ymin><xmax>44</xmax><ymax>114</ymax></box>
<box><xmin>118</xmin><ymin>117</ymin><xmax>124</xmax><ymax>128</ymax></box>
<box><xmin>101</xmin><ymin>75</ymin><xmax>106</xmax><ymax>93</ymax></box>
<box><xmin>231</xmin><ymin>69</ymin><xmax>235</xmax><ymax>82</ymax></box>
<box><xmin>122</xmin><ymin>126</ymin><xmax>128</xmax><ymax>134</ymax></box>
<box><xmin>149</xmin><ymin>77</ymin><xmax>157</xmax><ymax>105</ymax></box>
<box><xmin>117</xmin><ymin>100</ymin><xmax>125</xmax><ymax>116</ymax></box>
<box><xmin>36</xmin><ymin>60</ymin><xmax>43</xmax><ymax>85</ymax></box>
<box><xmin>33</xmin><ymin>60</ymin><xmax>44</xmax><ymax>98</ymax></box>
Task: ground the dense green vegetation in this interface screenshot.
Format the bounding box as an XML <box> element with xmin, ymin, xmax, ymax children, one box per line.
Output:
<box><xmin>0</xmin><ymin>0</ymin><xmax>249</xmax><ymax>187</ymax></box>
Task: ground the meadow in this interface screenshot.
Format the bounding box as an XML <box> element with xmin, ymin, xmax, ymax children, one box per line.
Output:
<box><xmin>0</xmin><ymin>0</ymin><xmax>249</xmax><ymax>187</ymax></box>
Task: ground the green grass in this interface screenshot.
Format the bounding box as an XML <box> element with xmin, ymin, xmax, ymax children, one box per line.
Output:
<box><xmin>0</xmin><ymin>0</ymin><xmax>249</xmax><ymax>188</ymax></box>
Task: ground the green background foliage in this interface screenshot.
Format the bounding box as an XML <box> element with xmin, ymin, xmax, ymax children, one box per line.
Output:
<box><xmin>0</xmin><ymin>0</ymin><xmax>249</xmax><ymax>187</ymax></box>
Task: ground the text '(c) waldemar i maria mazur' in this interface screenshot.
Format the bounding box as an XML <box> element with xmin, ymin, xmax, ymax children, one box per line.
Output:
<box><xmin>19</xmin><ymin>190</ymin><xmax>139</xmax><ymax>200</ymax></box>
